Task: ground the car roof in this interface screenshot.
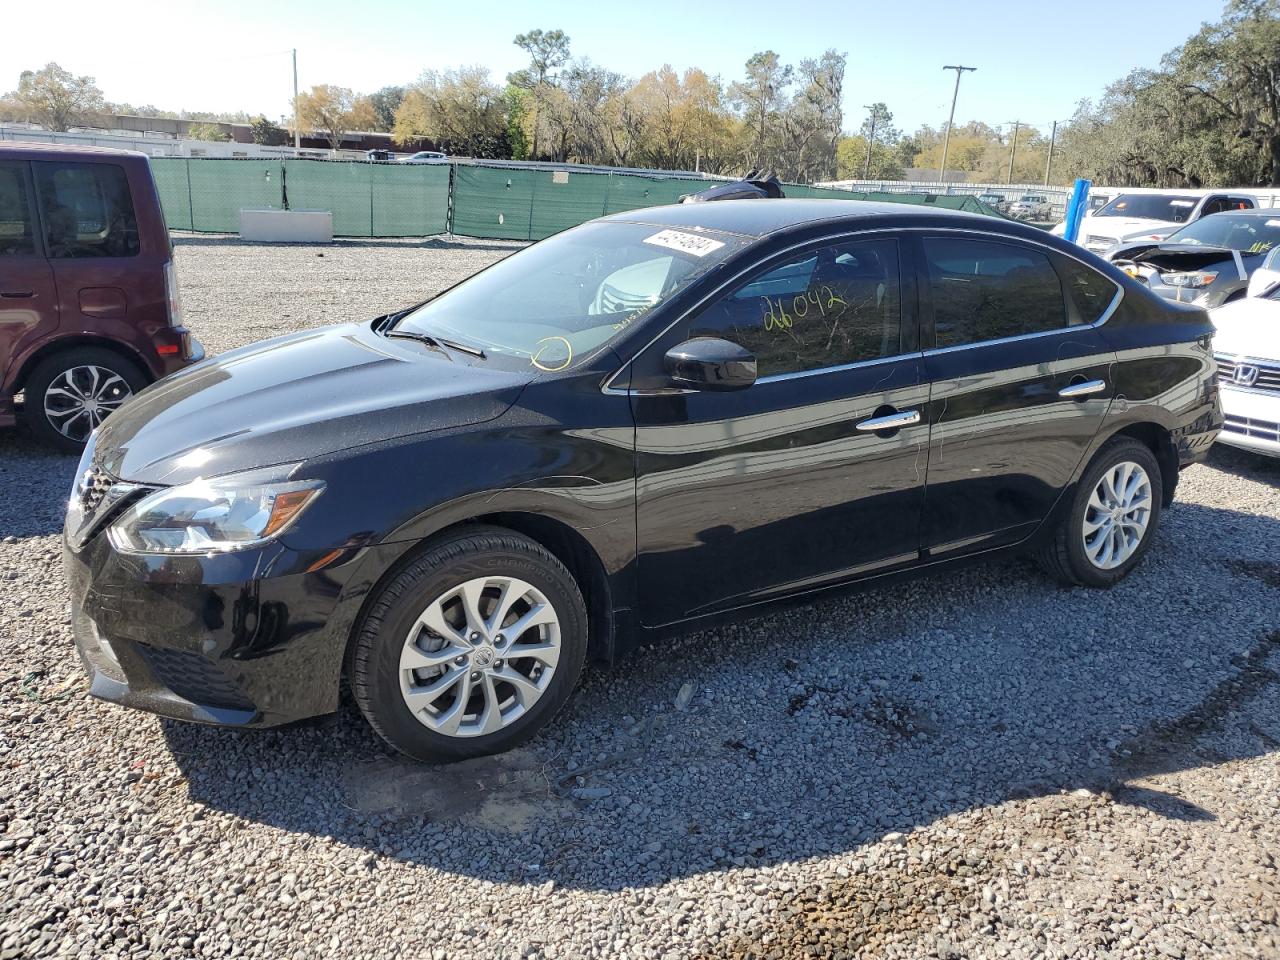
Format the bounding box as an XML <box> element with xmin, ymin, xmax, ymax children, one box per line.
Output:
<box><xmin>601</xmin><ymin>198</ymin><xmax>981</xmax><ymax>238</ymax></box>
<box><xmin>0</xmin><ymin>140</ymin><xmax>148</xmax><ymax>162</ymax></box>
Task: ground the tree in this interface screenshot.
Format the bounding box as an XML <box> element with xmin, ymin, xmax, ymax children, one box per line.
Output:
<box><xmin>186</xmin><ymin>121</ymin><xmax>229</xmax><ymax>142</ymax></box>
<box><xmin>730</xmin><ymin>51</ymin><xmax>793</xmax><ymax>171</ymax></box>
<box><xmin>393</xmin><ymin>67</ymin><xmax>507</xmax><ymax>158</ymax></box>
<box><xmin>512</xmin><ymin>28</ymin><xmax>572</xmax><ymax>159</ymax></box>
<box><xmin>368</xmin><ymin>85</ymin><xmax>405</xmax><ymax>132</ymax></box>
<box><xmin>513</xmin><ymin>29</ymin><xmax>571</xmax><ymax>87</ymax></box>
<box><xmin>294</xmin><ymin>84</ymin><xmax>360</xmax><ymax>150</ymax></box>
<box><xmin>249</xmin><ymin>115</ymin><xmax>287</xmax><ymax>146</ymax></box>
<box><xmin>5</xmin><ymin>63</ymin><xmax>105</xmax><ymax>132</ymax></box>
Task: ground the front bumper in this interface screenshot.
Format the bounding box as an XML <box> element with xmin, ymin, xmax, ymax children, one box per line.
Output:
<box><xmin>64</xmin><ymin>524</ymin><xmax>375</xmax><ymax>727</ymax></box>
<box><xmin>1217</xmin><ymin>384</ymin><xmax>1280</xmax><ymax>457</ymax></box>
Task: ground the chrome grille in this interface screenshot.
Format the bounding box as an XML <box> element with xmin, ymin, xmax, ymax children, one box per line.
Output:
<box><xmin>1216</xmin><ymin>355</ymin><xmax>1280</xmax><ymax>393</ymax></box>
<box><xmin>1223</xmin><ymin>415</ymin><xmax>1280</xmax><ymax>443</ymax></box>
<box><xmin>77</xmin><ymin>467</ymin><xmax>115</xmax><ymax>515</ymax></box>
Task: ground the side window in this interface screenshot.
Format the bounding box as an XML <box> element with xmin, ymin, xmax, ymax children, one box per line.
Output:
<box><xmin>1057</xmin><ymin>256</ymin><xmax>1120</xmax><ymax>324</ymax></box>
<box><xmin>33</xmin><ymin>162</ymin><xmax>139</xmax><ymax>259</ymax></box>
<box><xmin>689</xmin><ymin>238</ymin><xmax>902</xmax><ymax>377</ymax></box>
<box><xmin>923</xmin><ymin>237</ymin><xmax>1067</xmax><ymax>348</ymax></box>
<box><xmin>0</xmin><ymin>164</ymin><xmax>35</xmax><ymax>257</ymax></box>
<box><xmin>1200</xmin><ymin>197</ymin><xmax>1229</xmax><ymax>217</ymax></box>
<box><xmin>1228</xmin><ymin>196</ymin><xmax>1255</xmax><ymax>210</ymax></box>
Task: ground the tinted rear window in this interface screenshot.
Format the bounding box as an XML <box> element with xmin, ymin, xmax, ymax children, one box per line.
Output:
<box><xmin>1095</xmin><ymin>194</ymin><xmax>1197</xmax><ymax>223</ymax></box>
<box><xmin>34</xmin><ymin>161</ymin><xmax>140</xmax><ymax>258</ymax></box>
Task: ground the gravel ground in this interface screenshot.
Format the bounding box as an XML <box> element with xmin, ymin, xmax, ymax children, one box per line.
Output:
<box><xmin>2</xmin><ymin>236</ymin><xmax>1278</xmax><ymax>960</ymax></box>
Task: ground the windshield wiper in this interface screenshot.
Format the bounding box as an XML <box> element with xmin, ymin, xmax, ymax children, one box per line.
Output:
<box><xmin>383</xmin><ymin>328</ymin><xmax>486</xmax><ymax>360</ymax></box>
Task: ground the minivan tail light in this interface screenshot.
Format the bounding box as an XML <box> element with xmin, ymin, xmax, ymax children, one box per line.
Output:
<box><xmin>164</xmin><ymin>260</ymin><xmax>183</xmax><ymax>327</ymax></box>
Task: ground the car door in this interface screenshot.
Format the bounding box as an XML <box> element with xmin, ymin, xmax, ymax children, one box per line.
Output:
<box><xmin>917</xmin><ymin>232</ymin><xmax>1120</xmax><ymax>558</ymax></box>
<box><xmin>0</xmin><ymin>161</ymin><xmax>57</xmax><ymax>388</ymax></box>
<box><xmin>629</xmin><ymin>233</ymin><xmax>929</xmax><ymax>627</ymax></box>
<box><xmin>31</xmin><ymin>159</ymin><xmax>142</xmax><ymax>337</ymax></box>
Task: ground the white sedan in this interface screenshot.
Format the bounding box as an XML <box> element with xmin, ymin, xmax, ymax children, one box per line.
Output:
<box><xmin>1211</xmin><ymin>252</ymin><xmax>1280</xmax><ymax>457</ymax></box>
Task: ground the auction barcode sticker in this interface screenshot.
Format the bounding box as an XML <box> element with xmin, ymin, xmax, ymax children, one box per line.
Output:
<box><xmin>643</xmin><ymin>229</ymin><xmax>726</xmax><ymax>258</ymax></box>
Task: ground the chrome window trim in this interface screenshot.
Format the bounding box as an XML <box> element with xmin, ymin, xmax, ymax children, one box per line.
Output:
<box><xmin>601</xmin><ymin>223</ymin><xmax>1124</xmax><ymax>393</ymax></box>
<box><xmin>755</xmin><ymin>349</ymin><xmax>923</xmax><ymax>385</ymax></box>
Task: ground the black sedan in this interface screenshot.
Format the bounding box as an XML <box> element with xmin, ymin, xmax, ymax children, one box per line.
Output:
<box><xmin>65</xmin><ymin>197</ymin><xmax>1222</xmax><ymax>762</ymax></box>
<box><xmin>1109</xmin><ymin>208</ymin><xmax>1280</xmax><ymax>308</ymax></box>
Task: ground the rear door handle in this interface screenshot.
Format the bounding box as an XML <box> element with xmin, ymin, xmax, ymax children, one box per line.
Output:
<box><xmin>0</xmin><ymin>291</ymin><xmax>34</xmax><ymax>299</ymax></box>
<box><xmin>855</xmin><ymin>409</ymin><xmax>921</xmax><ymax>432</ymax></box>
<box><xmin>1058</xmin><ymin>379</ymin><xmax>1107</xmax><ymax>399</ymax></box>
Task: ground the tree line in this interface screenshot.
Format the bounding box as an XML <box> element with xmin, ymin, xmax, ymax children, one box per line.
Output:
<box><xmin>4</xmin><ymin>2</ymin><xmax>1280</xmax><ymax>187</ymax></box>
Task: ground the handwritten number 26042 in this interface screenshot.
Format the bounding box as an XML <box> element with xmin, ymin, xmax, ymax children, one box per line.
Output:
<box><xmin>763</xmin><ymin>286</ymin><xmax>847</xmax><ymax>332</ymax></box>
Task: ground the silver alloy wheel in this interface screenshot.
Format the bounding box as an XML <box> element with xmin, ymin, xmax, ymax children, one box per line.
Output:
<box><xmin>1082</xmin><ymin>460</ymin><xmax>1153</xmax><ymax>570</ymax></box>
<box><xmin>399</xmin><ymin>575</ymin><xmax>561</xmax><ymax>738</ymax></box>
<box><xmin>43</xmin><ymin>365</ymin><xmax>133</xmax><ymax>442</ymax></box>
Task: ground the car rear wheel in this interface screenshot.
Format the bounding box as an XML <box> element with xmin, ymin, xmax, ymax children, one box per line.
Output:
<box><xmin>1037</xmin><ymin>437</ymin><xmax>1164</xmax><ymax>588</ymax></box>
<box><xmin>349</xmin><ymin>527</ymin><xmax>587</xmax><ymax>763</ymax></box>
<box><xmin>21</xmin><ymin>347</ymin><xmax>148</xmax><ymax>453</ymax></box>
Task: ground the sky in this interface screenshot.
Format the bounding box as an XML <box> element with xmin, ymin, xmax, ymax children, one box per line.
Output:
<box><xmin>9</xmin><ymin>0</ymin><xmax>1222</xmax><ymax>137</ymax></box>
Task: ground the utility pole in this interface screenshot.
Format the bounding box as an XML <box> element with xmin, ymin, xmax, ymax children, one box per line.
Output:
<box><xmin>938</xmin><ymin>65</ymin><xmax>976</xmax><ymax>186</ymax></box>
<box><xmin>1005</xmin><ymin>120</ymin><xmax>1021</xmax><ymax>184</ymax></box>
<box><xmin>862</xmin><ymin>104</ymin><xmax>878</xmax><ymax>180</ymax></box>
<box><xmin>1043</xmin><ymin>120</ymin><xmax>1058</xmax><ymax>186</ymax></box>
<box><xmin>291</xmin><ymin>48</ymin><xmax>300</xmax><ymax>153</ymax></box>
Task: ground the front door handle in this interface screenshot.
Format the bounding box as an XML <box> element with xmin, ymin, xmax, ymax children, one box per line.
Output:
<box><xmin>856</xmin><ymin>409</ymin><xmax>921</xmax><ymax>432</ymax></box>
<box><xmin>1058</xmin><ymin>379</ymin><xmax>1107</xmax><ymax>399</ymax></box>
<box><xmin>0</xmin><ymin>291</ymin><xmax>34</xmax><ymax>299</ymax></box>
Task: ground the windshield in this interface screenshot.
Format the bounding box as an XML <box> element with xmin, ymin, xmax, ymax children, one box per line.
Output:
<box><xmin>396</xmin><ymin>220</ymin><xmax>748</xmax><ymax>371</ymax></box>
<box><xmin>1095</xmin><ymin>194</ymin><xmax>1197</xmax><ymax>222</ymax></box>
<box><xmin>1165</xmin><ymin>213</ymin><xmax>1280</xmax><ymax>255</ymax></box>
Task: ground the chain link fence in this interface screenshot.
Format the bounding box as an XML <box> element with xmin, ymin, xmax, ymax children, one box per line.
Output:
<box><xmin>149</xmin><ymin>158</ymin><xmax>1005</xmax><ymax>240</ymax></box>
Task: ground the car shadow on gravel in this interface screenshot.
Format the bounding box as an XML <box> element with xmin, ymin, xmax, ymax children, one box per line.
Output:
<box><xmin>0</xmin><ymin>431</ymin><xmax>79</xmax><ymax>539</ymax></box>
<box><xmin>161</xmin><ymin>491</ymin><xmax>1280</xmax><ymax>893</ymax></box>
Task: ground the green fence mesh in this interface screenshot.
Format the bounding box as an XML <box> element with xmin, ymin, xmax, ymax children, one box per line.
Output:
<box><xmin>187</xmin><ymin>159</ymin><xmax>281</xmax><ymax>233</ymax></box>
<box><xmin>149</xmin><ymin>158</ymin><xmax>1003</xmax><ymax>239</ymax></box>
<box><xmin>371</xmin><ymin>162</ymin><xmax>449</xmax><ymax>236</ymax></box>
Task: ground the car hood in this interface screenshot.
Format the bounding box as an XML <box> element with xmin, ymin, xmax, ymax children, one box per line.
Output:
<box><xmin>1211</xmin><ymin>298</ymin><xmax>1280</xmax><ymax>361</ymax></box>
<box><xmin>1085</xmin><ymin>217</ymin><xmax>1181</xmax><ymax>240</ymax></box>
<box><xmin>95</xmin><ymin>322</ymin><xmax>535</xmax><ymax>485</ymax></box>
<box><xmin>1110</xmin><ymin>242</ymin><xmax>1242</xmax><ymax>275</ymax></box>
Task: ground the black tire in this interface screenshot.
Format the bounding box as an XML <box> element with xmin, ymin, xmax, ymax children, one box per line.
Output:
<box><xmin>1038</xmin><ymin>437</ymin><xmax>1164</xmax><ymax>588</ymax></box>
<box><xmin>349</xmin><ymin>526</ymin><xmax>588</xmax><ymax>763</ymax></box>
<box><xmin>21</xmin><ymin>347</ymin><xmax>148</xmax><ymax>453</ymax></box>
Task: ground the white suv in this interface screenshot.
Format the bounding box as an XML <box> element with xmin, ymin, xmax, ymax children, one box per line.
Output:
<box><xmin>1211</xmin><ymin>249</ymin><xmax>1280</xmax><ymax>457</ymax></box>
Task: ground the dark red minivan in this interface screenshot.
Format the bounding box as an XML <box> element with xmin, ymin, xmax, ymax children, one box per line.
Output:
<box><xmin>0</xmin><ymin>142</ymin><xmax>202</xmax><ymax>451</ymax></box>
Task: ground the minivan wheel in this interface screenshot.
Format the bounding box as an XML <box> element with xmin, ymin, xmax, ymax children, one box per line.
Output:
<box><xmin>1037</xmin><ymin>438</ymin><xmax>1163</xmax><ymax>588</ymax></box>
<box><xmin>22</xmin><ymin>347</ymin><xmax>148</xmax><ymax>452</ymax></box>
<box><xmin>350</xmin><ymin>527</ymin><xmax>588</xmax><ymax>763</ymax></box>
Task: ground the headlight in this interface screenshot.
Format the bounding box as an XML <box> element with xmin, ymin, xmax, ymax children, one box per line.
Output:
<box><xmin>107</xmin><ymin>477</ymin><xmax>324</xmax><ymax>554</ymax></box>
<box><xmin>1164</xmin><ymin>271</ymin><xmax>1218</xmax><ymax>288</ymax></box>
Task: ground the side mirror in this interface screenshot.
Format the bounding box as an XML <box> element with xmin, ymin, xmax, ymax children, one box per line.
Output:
<box><xmin>1248</xmin><ymin>246</ymin><xmax>1280</xmax><ymax>298</ymax></box>
<box><xmin>664</xmin><ymin>337</ymin><xmax>757</xmax><ymax>391</ymax></box>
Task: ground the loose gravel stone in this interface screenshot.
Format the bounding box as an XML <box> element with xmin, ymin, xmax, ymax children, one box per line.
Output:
<box><xmin>0</xmin><ymin>234</ymin><xmax>1277</xmax><ymax>959</ymax></box>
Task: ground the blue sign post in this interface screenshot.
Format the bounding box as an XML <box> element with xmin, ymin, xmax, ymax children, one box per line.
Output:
<box><xmin>1062</xmin><ymin>178</ymin><xmax>1092</xmax><ymax>244</ymax></box>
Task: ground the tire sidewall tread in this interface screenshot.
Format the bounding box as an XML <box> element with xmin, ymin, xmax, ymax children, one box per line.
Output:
<box><xmin>349</xmin><ymin>526</ymin><xmax>587</xmax><ymax>763</ymax></box>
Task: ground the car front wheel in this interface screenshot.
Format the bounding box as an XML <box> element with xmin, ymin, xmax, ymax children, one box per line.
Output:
<box><xmin>1038</xmin><ymin>437</ymin><xmax>1164</xmax><ymax>588</ymax></box>
<box><xmin>349</xmin><ymin>527</ymin><xmax>588</xmax><ymax>763</ymax></box>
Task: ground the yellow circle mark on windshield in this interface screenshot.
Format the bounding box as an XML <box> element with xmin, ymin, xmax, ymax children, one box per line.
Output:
<box><xmin>531</xmin><ymin>336</ymin><xmax>574</xmax><ymax>372</ymax></box>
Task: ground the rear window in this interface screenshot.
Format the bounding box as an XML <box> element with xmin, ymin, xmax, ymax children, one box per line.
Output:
<box><xmin>1095</xmin><ymin>194</ymin><xmax>1197</xmax><ymax>223</ymax></box>
<box><xmin>33</xmin><ymin>161</ymin><xmax>140</xmax><ymax>259</ymax></box>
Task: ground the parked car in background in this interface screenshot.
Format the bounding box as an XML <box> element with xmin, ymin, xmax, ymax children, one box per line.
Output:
<box><xmin>400</xmin><ymin>151</ymin><xmax>449</xmax><ymax>165</ymax></box>
<box><xmin>977</xmin><ymin>192</ymin><xmax>1007</xmax><ymax>212</ymax></box>
<box><xmin>1007</xmin><ymin>194</ymin><xmax>1052</xmax><ymax>220</ymax></box>
<box><xmin>1077</xmin><ymin>192</ymin><xmax>1257</xmax><ymax>256</ymax></box>
<box><xmin>365</xmin><ymin>149</ymin><xmax>396</xmax><ymax>162</ymax></box>
<box><xmin>0</xmin><ymin>143</ymin><xmax>202</xmax><ymax>451</ymax></box>
<box><xmin>1108</xmin><ymin>209</ymin><xmax>1280</xmax><ymax>309</ymax></box>
<box><xmin>64</xmin><ymin>189</ymin><xmax>1221</xmax><ymax>763</ymax></box>
<box><xmin>1211</xmin><ymin>247</ymin><xmax>1280</xmax><ymax>457</ymax></box>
